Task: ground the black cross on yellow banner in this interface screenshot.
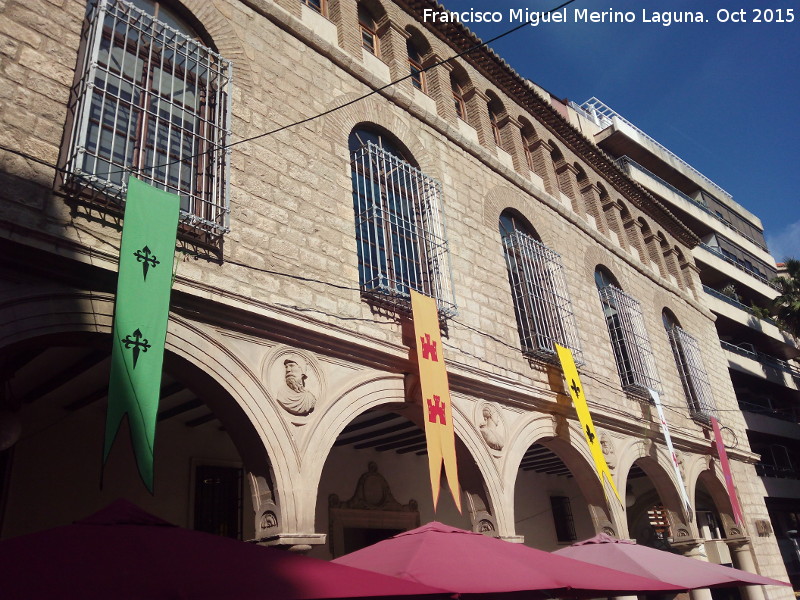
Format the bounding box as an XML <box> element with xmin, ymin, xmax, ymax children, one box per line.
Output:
<box><xmin>556</xmin><ymin>344</ymin><xmax>622</xmax><ymax>505</ymax></box>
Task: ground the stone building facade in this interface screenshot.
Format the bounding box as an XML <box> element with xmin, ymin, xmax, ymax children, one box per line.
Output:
<box><xmin>0</xmin><ymin>0</ymin><xmax>791</xmax><ymax>597</ymax></box>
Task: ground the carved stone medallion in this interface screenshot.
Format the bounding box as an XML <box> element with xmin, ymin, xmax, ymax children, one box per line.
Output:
<box><xmin>264</xmin><ymin>348</ymin><xmax>324</xmax><ymax>418</ymax></box>
<box><xmin>475</xmin><ymin>401</ymin><xmax>505</xmax><ymax>452</ymax></box>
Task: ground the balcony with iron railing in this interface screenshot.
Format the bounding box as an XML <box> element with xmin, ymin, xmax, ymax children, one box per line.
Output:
<box><xmin>721</xmin><ymin>340</ymin><xmax>800</xmax><ymax>379</ymax></box>
<box><xmin>615</xmin><ymin>157</ymin><xmax>769</xmax><ymax>252</ymax></box>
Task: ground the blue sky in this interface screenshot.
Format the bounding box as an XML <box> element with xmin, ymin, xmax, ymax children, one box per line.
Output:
<box><xmin>461</xmin><ymin>0</ymin><xmax>799</xmax><ymax>262</ymax></box>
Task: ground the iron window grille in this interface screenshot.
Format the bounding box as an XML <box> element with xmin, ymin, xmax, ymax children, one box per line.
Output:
<box><xmin>598</xmin><ymin>285</ymin><xmax>660</xmax><ymax>395</ymax></box>
<box><xmin>350</xmin><ymin>140</ymin><xmax>457</xmax><ymax>318</ymax></box>
<box><xmin>667</xmin><ymin>325</ymin><xmax>717</xmax><ymax>421</ymax></box>
<box><xmin>63</xmin><ymin>0</ymin><xmax>232</xmax><ymax>241</ymax></box>
<box><xmin>502</xmin><ymin>230</ymin><xmax>583</xmax><ymax>364</ymax></box>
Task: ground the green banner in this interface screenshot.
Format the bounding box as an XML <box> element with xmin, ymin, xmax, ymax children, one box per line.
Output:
<box><xmin>104</xmin><ymin>176</ymin><xmax>180</xmax><ymax>492</ymax></box>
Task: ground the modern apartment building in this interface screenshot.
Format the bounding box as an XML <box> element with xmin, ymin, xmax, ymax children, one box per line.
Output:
<box><xmin>567</xmin><ymin>97</ymin><xmax>800</xmax><ymax>587</ymax></box>
<box><xmin>0</xmin><ymin>0</ymin><xmax>793</xmax><ymax>598</ymax></box>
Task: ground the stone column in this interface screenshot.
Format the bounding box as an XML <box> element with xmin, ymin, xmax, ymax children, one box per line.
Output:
<box><xmin>673</xmin><ymin>539</ymin><xmax>714</xmax><ymax>600</ymax></box>
<box><xmin>525</xmin><ymin>139</ymin><xmax>557</xmax><ymax>196</ymax></box>
<box><xmin>580</xmin><ymin>182</ymin><xmax>609</xmax><ymax>234</ymax></box>
<box><xmin>554</xmin><ymin>162</ymin><xmax>583</xmax><ymax>213</ymax></box>
<box><xmin>463</xmin><ymin>88</ymin><xmax>492</xmax><ymax>148</ymax></box>
<box><xmin>424</xmin><ymin>54</ymin><xmax>456</xmax><ymax>122</ymax></box>
<box><xmin>498</xmin><ymin>117</ymin><xmax>526</xmax><ymax>174</ymax></box>
<box><xmin>728</xmin><ymin>540</ymin><xmax>766</xmax><ymax>600</ymax></box>
<box><xmin>328</xmin><ymin>0</ymin><xmax>360</xmax><ymax>55</ymax></box>
<box><xmin>381</xmin><ymin>22</ymin><xmax>412</xmax><ymax>92</ymax></box>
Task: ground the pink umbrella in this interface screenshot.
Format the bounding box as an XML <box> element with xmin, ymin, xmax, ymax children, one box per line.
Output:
<box><xmin>0</xmin><ymin>500</ymin><xmax>452</xmax><ymax>600</ymax></box>
<box><xmin>554</xmin><ymin>533</ymin><xmax>790</xmax><ymax>589</ymax></box>
<box><xmin>333</xmin><ymin>522</ymin><xmax>685</xmax><ymax>597</ymax></box>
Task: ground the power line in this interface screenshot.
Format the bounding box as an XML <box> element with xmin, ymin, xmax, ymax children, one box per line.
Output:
<box><xmin>90</xmin><ymin>0</ymin><xmax>579</xmax><ymax>180</ymax></box>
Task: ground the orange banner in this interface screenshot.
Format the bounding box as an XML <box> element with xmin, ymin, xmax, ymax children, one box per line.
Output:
<box><xmin>411</xmin><ymin>290</ymin><xmax>461</xmax><ymax>513</ymax></box>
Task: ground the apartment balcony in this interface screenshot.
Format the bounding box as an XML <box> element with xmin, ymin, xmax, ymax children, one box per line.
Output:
<box><xmin>615</xmin><ymin>157</ymin><xmax>772</xmax><ymax>257</ymax></box>
<box><xmin>572</xmin><ymin>99</ymin><xmax>733</xmax><ymax>199</ymax></box>
<box><xmin>703</xmin><ymin>286</ymin><xmax>799</xmax><ymax>357</ymax></box>
<box><xmin>756</xmin><ymin>465</ymin><xmax>800</xmax><ymax>498</ymax></box>
<box><xmin>695</xmin><ymin>244</ymin><xmax>780</xmax><ymax>301</ymax></box>
<box><xmin>722</xmin><ymin>340</ymin><xmax>800</xmax><ymax>390</ymax></box>
<box><xmin>740</xmin><ymin>402</ymin><xmax>800</xmax><ymax>440</ymax></box>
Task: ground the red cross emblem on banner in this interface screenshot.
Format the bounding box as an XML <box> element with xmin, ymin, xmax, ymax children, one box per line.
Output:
<box><xmin>427</xmin><ymin>395</ymin><xmax>446</xmax><ymax>424</ymax></box>
<box><xmin>420</xmin><ymin>333</ymin><xmax>438</xmax><ymax>362</ymax></box>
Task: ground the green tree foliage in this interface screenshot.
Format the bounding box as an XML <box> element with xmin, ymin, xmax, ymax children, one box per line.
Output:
<box><xmin>771</xmin><ymin>258</ymin><xmax>800</xmax><ymax>338</ymax></box>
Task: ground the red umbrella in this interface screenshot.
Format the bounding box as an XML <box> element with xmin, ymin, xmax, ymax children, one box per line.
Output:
<box><xmin>0</xmin><ymin>500</ymin><xmax>452</xmax><ymax>600</ymax></box>
<box><xmin>333</xmin><ymin>521</ymin><xmax>685</xmax><ymax>597</ymax></box>
<box><xmin>554</xmin><ymin>533</ymin><xmax>790</xmax><ymax>589</ymax></box>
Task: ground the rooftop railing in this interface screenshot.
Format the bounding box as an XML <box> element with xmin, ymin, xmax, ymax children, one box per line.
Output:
<box><xmin>573</xmin><ymin>98</ymin><xmax>733</xmax><ymax>201</ymax></box>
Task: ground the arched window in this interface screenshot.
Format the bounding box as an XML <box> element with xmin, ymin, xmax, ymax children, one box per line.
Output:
<box><xmin>500</xmin><ymin>211</ymin><xmax>582</xmax><ymax>362</ymax></box>
<box><xmin>451</xmin><ymin>78</ymin><xmax>466</xmax><ymax>121</ymax></box>
<box><xmin>595</xmin><ymin>267</ymin><xmax>659</xmax><ymax>394</ymax></box>
<box><xmin>301</xmin><ymin>0</ymin><xmax>326</xmax><ymax>15</ymax></box>
<box><xmin>487</xmin><ymin>94</ymin><xmax>504</xmax><ymax>147</ymax></box>
<box><xmin>662</xmin><ymin>310</ymin><xmax>717</xmax><ymax>420</ymax></box>
<box><xmin>358</xmin><ymin>3</ymin><xmax>379</xmax><ymax>55</ymax></box>
<box><xmin>349</xmin><ymin>127</ymin><xmax>456</xmax><ymax>316</ymax></box>
<box><xmin>63</xmin><ymin>0</ymin><xmax>232</xmax><ymax>241</ymax></box>
<box><xmin>407</xmin><ymin>38</ymin><xmax>426</xmax><ymax>92</ymax></box>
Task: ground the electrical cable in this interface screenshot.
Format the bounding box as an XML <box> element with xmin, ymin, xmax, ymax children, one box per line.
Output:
<box><xmin>87</xmin><ymin>0</ymin><xmax>579</xmax><ymax>180</ymax></box>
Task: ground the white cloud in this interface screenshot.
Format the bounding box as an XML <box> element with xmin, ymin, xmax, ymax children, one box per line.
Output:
<box><xmin>767</xmin><ymin>219</ymin><xmax>800</xmax><ymax>263</ymax></box>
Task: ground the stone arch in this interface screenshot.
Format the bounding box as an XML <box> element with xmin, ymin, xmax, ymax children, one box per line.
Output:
<box><xmin>615</xmin><ymin>437</ymin><xmax>692</xmax><ymax>542</ymax></box>
<box><xmin>0</xmin><ymin>289</ymin><xmax>295</xmax><ymax>537</ymax></box>
<box><xmin>485</xmin><ymin>90</ymin><xmax>509</xmax><ymax>152</ymax></box>
<box><xmin>618</xmin><ymin>201</ymin><xmax>646</xmax><ymax>263</ymax></box>
<box><xmin>689</xmin><ymin>463</ymin><xmax>740</xmax><ymax>537</ymax></box>
<box><xmin>305</xmin><ymin>375</ymin><xmax>503</xmax><ymax>536</ymax></box>
<box><xmin>637</xmin><ymin>217</ymin><xmax>667</xmax><ymax>278</ymax></box>
<box><xmin>502</xmin><ymin>415</ymin><xmax>620</xmax><ymax>540</ymax></box>
<box><xmin>321</xmin><ymin>94</ymin><xmax>437</xmax><ymax>176</ymax></box>
<box><xmin>182</xmin><ymin>0</ymin><xmax>255</xmax><ymax>92</ymax></box>
<box><xmin>674</xmin><ymin>247</ymin><xmax>697</xmax><ymax>295</ymax></box>
<box><xmin>548</xmin><ymin>141</ymin><xmax>575</xmax><ymax>202</ymax></box>
<box><xmin>657</xmin><ymin>232</ymin><xmax>682</xmax><ymax>288</ymax></box>
<box><xmin>597</xmin><ymin>183</ymin><xmax>624</xmax><ymax>247</ymax></box>
<box><xmin>482</xmin><ymin>184</ymin><xmax>554</xmax><ymax>246</ymax></box>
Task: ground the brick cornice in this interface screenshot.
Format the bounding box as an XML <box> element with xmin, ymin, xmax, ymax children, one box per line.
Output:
<box><xmin>397</xmin><ymin>0</ymin><xmax>699</xmax><ymax>248</ymax></box>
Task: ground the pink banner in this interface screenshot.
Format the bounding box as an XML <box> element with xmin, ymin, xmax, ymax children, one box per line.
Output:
<box><xmin>711</xmin><ymin>417</ymin><xmax>745</xmax><ymax>527</ymax></box>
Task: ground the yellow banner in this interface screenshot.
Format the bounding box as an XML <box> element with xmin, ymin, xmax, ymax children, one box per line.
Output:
<box><xmin>411</xmin><ymin>290</ymin><xmax>461</xmax><ymax>513</ymax></box>
<box><xmin>556</xmin><ymin>344</ymin><xmax>621</xmax><ymax>504</ymax></box>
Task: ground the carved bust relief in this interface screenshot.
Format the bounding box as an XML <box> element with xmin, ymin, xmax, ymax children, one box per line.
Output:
<box><xmin>475</xmin><ymin>401</ymin><xmax>505</xmax><ymax>452</ymax></box>
<box><xmin>264</xmin><ymin>348</ymin><xmax>324</xmax><ymax>417</ymax></box>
